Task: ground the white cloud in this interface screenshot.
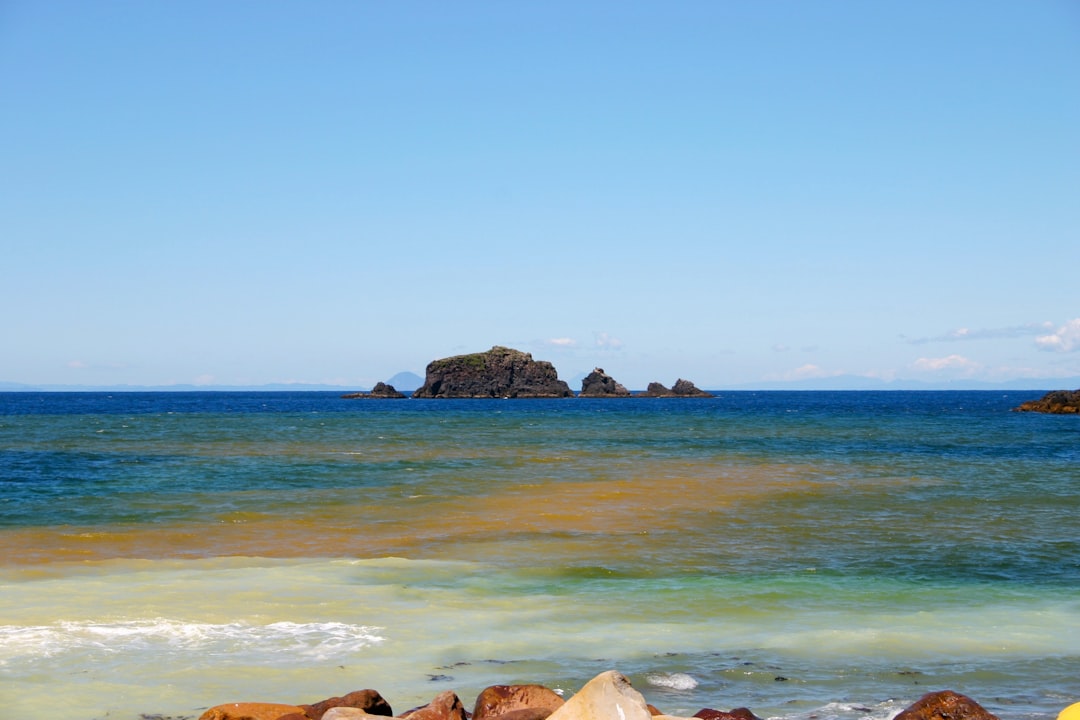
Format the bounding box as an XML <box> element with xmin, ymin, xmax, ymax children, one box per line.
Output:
<box><xmin>1035</xmin><ymin>318</ymin><xmax>1080</xmax><ymax>352</ymax></box>
<box><xmin>911</xmin><ymin>354</ymin><xmax>979</xmax><ymax>372</ymax></box>
<box><xmin>67</xmin><ymin>360</ymin><xmax>88</xmax><ymax>369</ymax></box>
<box><xmin>546</xmin><ymin>337</ymin><xmax>577</xmax><ymax>348</ymax></box>
<box><xmin>594</xmin><ymin>332</ymin><xmax>623</xmax><ymax>349</ymax></box>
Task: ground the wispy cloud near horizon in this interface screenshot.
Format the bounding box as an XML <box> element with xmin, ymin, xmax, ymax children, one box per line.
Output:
<box><xmin>906</xmin><ymin>322</ymin><xmax>1053</xmax><ymax>345</ymax></box>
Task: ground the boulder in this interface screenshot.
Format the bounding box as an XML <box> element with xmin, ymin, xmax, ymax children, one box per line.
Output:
<box><xmin>300</xmin><ymin>690</ymin><xmax>393</xmax><ymax>720</ymax></box>
<box><xmin>892</xmin><ymin>690</ymin><xmax>1000</xmax><ymax>720</ymax></box>
<box><xmin>579</xmin><ymin>368</ymin><xmax>631</xmax><ymax>397</ymax></box>
<box><xmin>321</xmin><ymin>710</ymin><xmax>391</xmax><ymax>720</ymax></box>
<box><xmin>399</xmin><ymin>691</ymin><xmax>468</xmax><ymax>720</ymax></box>
<box><xmin>342</xmin><ymin>383</ymin><xmax>407</xmax><ymax>400</ymax></box>
<box><xmin>198</xmin><ymin>703</ymin><xmax>307</xmax><ymax>720</ymax></box>
<box><xmin>412</xmin><ymin>347</ymin><xmax>574</xmax><ymax>399</ymax></box>
<box><xmin>546</xmin><ymin>671</ymin><xmax>654</xmax><ymax>720</ymax></box>
<box><xmin>692</xmin><ymin>710</ymin><xmax>762</xmax><ymax>720</ymax></box>
<box><xmin>638</xmin><ymin>380</ymin><xmax>712</xmax><ymax>398</ymax></box>
<box><xmin>1013</xmin><ymin>389</ymin><xmax>1080</xmax><ymax>414</ymax></box>
<box><xmin>472</xmin><ymin>684</ymin><xmax>566</xmax><ymax>720</ymax></box>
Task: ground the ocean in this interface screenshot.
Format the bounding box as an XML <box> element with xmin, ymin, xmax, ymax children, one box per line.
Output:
<box><xmin>1</xmin><ymin>391</ymin><xmax>1077</xmax><ymax>720</ymax></box>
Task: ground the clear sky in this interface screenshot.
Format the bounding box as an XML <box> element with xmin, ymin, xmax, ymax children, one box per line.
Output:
<box><xmin>2</xmin><ymin>1</ymin><xmax>1078</xmax><ymax>389</ymax></box>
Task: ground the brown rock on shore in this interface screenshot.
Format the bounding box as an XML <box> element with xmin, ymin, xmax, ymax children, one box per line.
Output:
<box><xmin>1013</xmin><ymin>389</ymin><xmax>1080</xmax><ymax>414</ymax></box>
<box><xmin>196</xmin><ymin>671</ymin><xmax>1010</xmax><ymax>720</ymax></box>
<box><xmin>891</xmin><ymin>690</ymin><xmax>1000</xmax><ymax>720</ymax></box>
<box><xmin>472</xmin><ymin>684</ymin><xmax>566</xmax><ymax>720</ymax></box>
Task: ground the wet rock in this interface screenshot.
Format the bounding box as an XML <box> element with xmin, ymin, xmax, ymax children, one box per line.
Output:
<box><xmin>321</xmin><ymin>710</ymin><xmax>392</xmax><ymax>720</ymax></box>
<box><xmin>579</xmin><ymin>368</ymin><xmax>631</xmax><ymax>398</ymax></box>
<box><xmin>1013</xmin><ymin>389</ymin><xmax>1080</xmax><ymax>414</ymax></box>
<box><xmin>472</xmin><ymin>684</ymin><xmax>566</xmax><ymax>720</ymax></box>
<box><xmin>412</xmin><ymin>347</ymin><xmax>573</xmax><ymax>399</ymax></box>
<box><xmin>546</xmin><ymin>671</ymin><xmax>653</xmax><ymax>720</ymax></box>
<box><xmin>892</xmin><ymin>690</ymin><xmax>1000</xmax><ymax>720</ymax></box>
<box><xmin>198</xmin><ymin>703</ymin><xmax>307</xmax><ymax>720</ymax></box>
<box><xmin>398</xmin><ymin>691</ymin><xmax>468</xmax><ymax>720</ymax></box>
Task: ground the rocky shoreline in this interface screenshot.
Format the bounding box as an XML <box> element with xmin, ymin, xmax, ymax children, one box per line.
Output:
<box><xmin>344</xmin><ymin>347</ymin><xmax>713</xmax><ymax>400</ymax></box>
<box><xmin>196</xmin><ymin>670</ymin><xmax>1014</xmax><ymax>720</ymax></box>
<box><xmin>1012</xmin><ymin>389</ymin><xmax>1080</xmax><ymax>414</ymax></box>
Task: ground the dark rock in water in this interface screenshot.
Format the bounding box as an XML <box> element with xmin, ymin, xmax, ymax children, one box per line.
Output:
<box><xmin>412</xmin><ymin>346</ymin><xmax>573</xmax><ymax>399</ymax></box>
<box><xmin>472</xmin><ymin>684</ymin><xmax>565</xmax><ymax>720</ymax></box>
<box><xmin>579</xmin><ymin>368</ymin><xmax>631</xmax><ymax>397</ymax></box>
<box><xmin>892</xmin><ymin>690</ymin><xmax>1000</xmax><ymax>720</ymax></box>
<box><xmin>399</xmin><ymin>690</ymin><xmax>468</xmax><ymax>720</ymax></box>
<box><xmin>299</xmin><ymin>689</ymin><xmax>393</xmax><ymax>719</ymax></box>
<box><xmin>639</xmin><ymin>379</ymin><xmax>713</xmax><ymax>398</ymax></box>
<box><xmin>1013</xmin><ymin>389</ymin><xmax>1080</xmax><ymax>414</ymax></box>
<box><xmin>341</xmin><ymin>382</ymin><xmax>407</xmax><ymax>400</ymax></box>
<box><xmin>693</xmin><ymin>709</ymin><xmax>763</xmax><ymax>720</ymax></box>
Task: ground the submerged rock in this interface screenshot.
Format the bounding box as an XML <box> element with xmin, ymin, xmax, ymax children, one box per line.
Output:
<box><xmin>412</xmin><ymin>346</ymin><xmax>573</xmax><ymax>399</ymax></box>
<box><xmin>892</xmin><ymin>690</ymin><xmax>1000</xmax><ymax>720</ymax></box>
<box><xmin>639</xmin><ymin>379</ymin><xmax>713</xmax><ymax>398</ymax></box>
<box><xmin>341</xmin><ymin>383</ymin><xmax>407</xmax><ymax>400</ymax></box>
<box><xmin>579</xmin><ymin>368</ymin><xmax>631</xmax><ymax>397</ymax></box>
<box><xmin>1013</xmin><ymin>389</ymin><xmax>1080</xmax><ymax>414</ymax></box>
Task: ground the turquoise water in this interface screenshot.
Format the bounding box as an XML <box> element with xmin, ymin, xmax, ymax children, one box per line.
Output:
<box><xmin>1</xmin><ymin>392</ymin><xmax>1077</xmax><ymax>719</ymax></box>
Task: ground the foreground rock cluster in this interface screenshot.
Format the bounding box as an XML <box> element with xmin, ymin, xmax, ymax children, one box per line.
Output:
<box><xmin>1013</xmin><ymin>389</ymin><xmax>1080</xmax><ymax>414</ymax></box>
<box><xmin>197</xmin><ymin>670</ymin><xmax>1005</xmax><ymax>720</ymax></box>
<box><xmin>344</xmin><ymin>348</ymin><xmax>713</xmax><ymax>400</ymax></box>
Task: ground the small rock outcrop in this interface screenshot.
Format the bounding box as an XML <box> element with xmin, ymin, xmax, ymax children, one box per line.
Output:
<box><xmin>400</xmin><ymin>690</ymin><xmax>469</xmax><ymax>720</ymax></box>
<box><xmin>693</xmin><ymin>709</ymin><xmax>763</xmax><ymax>720</ymax></box>
<box><xmin>341</xmin><ymin>383</ymin><xmax>407</xmax><ymax>400</ymax></box>
<box><xmin>891</xmin><ymin>690</ymin><xmax>1000</xmax><ymax>720</ymax></box>
<box><xmin>412</xmin><ymin>347</ymin><xmax>573</xmax><ymax>399</ymax></box>
<box><xmin>298</xmin><ymin>689</ymin><xmax>393</xmax><ymax>720</ymax></box>
<box><xmin>1013</xmin><ymin>389</ymin><xmax>1080</xmax><ymax>414</ymax></box>
<box><xmin>198</xmin><ymin>703</ymin><xmax>307</xmax><ymax>720</ymax></box>
<box><xmin>639</xmin><ymin>379</ymin><xmax>713</xmax><ymax>398</ymax></box>
<box><xmin>579</xmin><ymin>368</ymin><xmax>631</xmax><ymax>397</ymax></box>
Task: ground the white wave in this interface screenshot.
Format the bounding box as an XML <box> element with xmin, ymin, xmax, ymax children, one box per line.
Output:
<box><xmin>644</xmin><ymin>671</ymin><xmax>699</xmax><ymax>691</ymax></box>
<box><xmin>0</xmin><ymin>618</ymin><xmax>384</xmax><ymax>666</ymax></box>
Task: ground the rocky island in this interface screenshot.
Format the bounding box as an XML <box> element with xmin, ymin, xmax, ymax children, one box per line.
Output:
<box><xmin>579</xmin><ymin>368</ymin><xmax>632</xmax><ymax>397</ymax></box>
<box><xmin>1013</xmin><ymin>389</ymin><xmax>1080</xmax><ymax>414</ymax></box>
<box><xmin>341</xmin><ymin>382</ymin><xmax>407</xmax><ymax>400</ymax></box>
<box><xmin>412</xmin><ymin>346</ymin><xmax>574</xmax><ymax>399</ymax></box>
<box><xmin>639</xmin><ymin>379</ymin><xmax>714</xmax><ymax>398</ymax></box>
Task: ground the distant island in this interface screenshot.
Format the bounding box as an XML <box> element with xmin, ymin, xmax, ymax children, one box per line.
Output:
<box><xmin>344</xmin><ymin>347</ymin><xmax>713</xmax><ymax>399</ymax></box>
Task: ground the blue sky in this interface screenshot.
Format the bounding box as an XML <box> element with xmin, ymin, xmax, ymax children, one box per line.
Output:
<box><xmin>2</xmin><ymin>1</ymin><xmax>1078</xmax><ymax>389</ymax></box>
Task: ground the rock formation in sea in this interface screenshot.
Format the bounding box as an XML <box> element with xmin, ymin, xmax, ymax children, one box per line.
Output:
<box><xmin>639</xmin><ymin>379</ymin><xmax>714</xmax><ymax>398</ymax></box>
<box><xmin>412</xmin><ymin>346</ymin><xmax>573</xmax><ymax>399</ymax></box>
<box><xmin>341</xmin><ymin>382</ymin><xmax>407</xmax><ymax>399</ymax></box>
<box><xmin>196</xmin><ymin>671</ymin><xmax>1004</xmax><ymax>720</ymax></box>
<box><xmin>579</xmin><ymin>368</ymin><xmax>631</xmax><ymax>397</ymax></box>
<box><xmin>1012</xmin><ymin>389</ymin><xmax>1080</xmax><ymax>414</ymax></box>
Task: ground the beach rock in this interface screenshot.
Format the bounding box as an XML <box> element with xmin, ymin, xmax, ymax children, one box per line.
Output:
<box><xmin>198</xmin><ymin>702</ymin><xmax>307</xmax><ymax>720</ymax></box>
<box><xmin>892</xmin><ymin>690</ymin><xmax>1000</xmax><ymax>720</ymax></box>
<box><xmin>546</xmin><ymin>670</ymin><xmax>654</xmax><ymax>720</ymax></box>
<box><xmin>399</xmin><ymin>690</ymin><xmax>468</xmax><ymax>720</ymax></box>
<box><xmin>342</xmin><ymin>383</ymin><xmax>407</xmax><ymax>400</ymax></box>
<box><xmin>692</xmin><ymin>709</ymin><xmax>762</xmax><ymax>720</ymax></box>
<box><xmin>1013</xmin><ymin>389</ymin><xmax>1080</xmax><ymax>414</ymax></box>
<box><xmin>412</xmin><ymin>346</ymin><xmax>573</xmax><ymax>399</ymax></box>
<box><xmin>639</xmin><ymin>380</ymin><xmax>712</xmax><ymax>398</ymax></box>
<box><xmin>472</xmin><ymin>684</ymin><xmax>566</xmax><ymax>720</ymax></box>
<box><xmin>321</xmin><ymin>710</ymin><xmax>393</xmax><ymax>720</ymax></box>
<box><xmin>300</xmin><ymin>689</ymin><xmax>393</xmax><ymax>720</ymax></box>
<box><xmin>579</xmin><ymin>368</ymin><xmax>631</xmax><ymax>397</ymax></box>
